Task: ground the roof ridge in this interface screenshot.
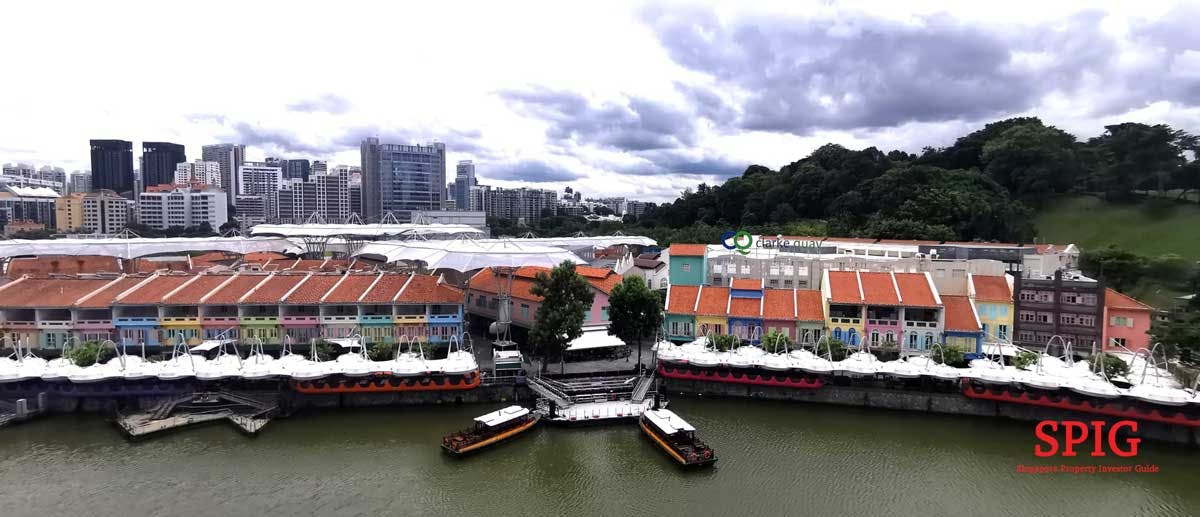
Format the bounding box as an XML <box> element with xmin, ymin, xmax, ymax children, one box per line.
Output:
<box><xmin>359</xmin><ymin>271</ymin><xmax>384</xmax><ymax>303</ymax></box>
<box><xmin>199</xmin><ymin>273</ymin><xmax>240</xmax><ymax>304</ymax></box>
<box><xmin>72</xmin><ymin>275</ymin><xmax>124</xmax><ymax>307</ymax></box>
<box><xmin>115</xmin><ymin>273</ymin><xmax>162</xmax><ymax>304</ymax></box>
<box><xmin>162</xmin><ymin>274</ymin><xmax>203</xmax><ymax>303</ymax></box>
<box><xmin>320</xmin><ymin>272</ymin><xmax>350</xmax><ymax>303</ymax></box>
<box><xmin>238</xmin><ymin>273</ymin><xmax>277</xmax><ymax>304</ymax></box>
<box><xmin>281</xmin><ymin>273</ymin><xmax>312</xmax><ymax>302</ymax></box>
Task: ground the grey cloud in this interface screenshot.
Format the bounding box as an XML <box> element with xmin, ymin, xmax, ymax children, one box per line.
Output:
<box><xmin>637</xmin><ymin>150</ymin><xmax>745</xmax><ymax>178</ymax></box>
<box><xmin>333</xmin><ymin>125</ymin><xmax>490</xmax><ymax>157</ymax></box>
<box><xmin>286</xmin><ymin>93</ymin><xmax>352</xmax><ymax>115</ymax></box>
<box><xmin>226</xmin><ymin>122</ymin><xmax>332</xmax><ymax>156</ymax></box>
<box><xmin>642</xmin><ymin>7</ymin><xmax>1156</xmax><ymax>133</ymax></box>
<box><xmin>499</xmin><ymin>87</ymin><xmax>698</xmax><ymax>151</ymax></box>
<box><xmin>480</xmin><ymin>159</ymin><xmax>582</xmax><ymax>183</ymax></box>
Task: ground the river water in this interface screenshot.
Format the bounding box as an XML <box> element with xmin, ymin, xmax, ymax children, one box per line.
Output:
<box><xmin>1</xmin><ymin>399</ymin><xmax>1196</xmax><ymax>516</ymax></box>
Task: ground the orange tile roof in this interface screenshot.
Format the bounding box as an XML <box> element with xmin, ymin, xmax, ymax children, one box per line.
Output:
<box><xmin>470</xmin><ymin>269</ymin><xmax>542</xmax><ymax>302</ymax></box>
<box><xmin>666</xmin><ymin>285</ymin><xmax>700</xmax><ymax>314</ymax></box>
<box><xmin>827</xmin><ymin>271</ymin><xmax>862</xmax><ymax>304</ymax></box>
<box><xmin>941</xmin><ymin>295</ymin><xmax>980</xmax><ymax>332</ymax></box>
<box><xmin>729</xmin><ymin>297</ymin><xmax>761</xmax><ymax>318</ymax></box>
<box><xmin>1105</xmin><ymin>288</ymin><xmax>1153</xmax><ymax>311</ymax></box>
<box><xmin>669</xmin><ymin>243</ymin><xmax>707</xmax><ymax>257</ymax></box>
<box><xmin>971</xmin><ymin>275</ymin><xmax>1012</xmax><ymax>303</ymax></box>
<box><xmin>134</xmin><ymin>259</ymin><xmax>190</xmax><ymax>273</ymax></box>
<box><xmin>76</xmin><ymin>276</ymin><xmax>149</xmax><ymax>308</ymax></box>
<box><xmin>695</xmin><ymin>287</ymin><xmax>730</xmax><ymax>316</ymax></box>
<box><xmin>894</xmin><ymin>273</ymin><xmax>939</xmax><ymax>307</ymax></box>
<box><xmin>283</xmin><ymin>274</ymin><xmax>342</xmax><ymax>304</ymax></box>
<box><xmin>575</xmin><ymin>266</ymin><xmax>613</xmax><ymax>279</ymax></box>
<box><xmin>170</xmin><ymin>274</ymin><xmax>236</xmax><ymax>305</ymax></box>
<box><xmin>731</xmin><ymin>278</ymin><xmax>762</xmax><ymax>290</ymax></box>
<box><xmin>795</xmin><ymin>290</ymin><xmax>824</xmax><ymax>321</ymax></box>
<box><xmin>285</xmin><ymin>259</ymin><xmax>331</xmax><ymax>271</ymax></box>
<box><xmin>361</xmin><ymin>274</ymin><xmax>406</xmax><ymax>304</ymax></box>
<box><xmin>117</xmin><ymin>274</ymin><xmax>194</xmax><ymax>304</ymax></box>
<box><xmin>860</xmin><ymin>272</ymin><xmax>900</xmax><ymax>305</ymax></box>
<box><xmin>322</xmin><ymin>274</ymin><xmax>377</xmax><ymax>303</ymax></box>
<box><xmin>242</xmin><ymin>251</ymin><xmax>290</xmax><ymax>262</ymax></box>
<box><xmin>0</xmin><ymin>278</ymin><xmax>115</xmax><ymax>308</ymax></box>
<box><xmin>762</xmin><ymin>289</ymin><xmax>795</xmax><ymax>320</ymax></box>
<box><xmin>242</xmin><ymin>274</ymin><xmax>306</xmax><ymax>304</ymax></box>
<box><xmin>204</xmin><ymin>274</ymin><xmax>269</xmax><ymax>304</ymax></box>
<box><xmin>6</xmin><ymin>255</ymin><xmax>121</xmax><ymax>278</ymax></box>
<box><xmin>398</xmin><ymin>275</ymin><xmax>462</xmax><ymax>304</ymax></box>
<box><xmin>484</xmin><ymin>266</ymin><xmax>622</xmax><ymax>297</ymax></box>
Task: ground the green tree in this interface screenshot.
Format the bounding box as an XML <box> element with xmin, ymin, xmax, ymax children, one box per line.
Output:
<box><xmin>607</xmin><ymin>275</ymin><xmax>664</xmax><ymax>370</ymax></box>
<box><xmin>367</xmin><ymin>342</ymin><xmax>395</xmax><ymax>361</ymax></box>
<box><xmin>935</xmin><ymin>345</ymin><xmax>967</xmax><ymax>367</ymax></box>
<box><xmin>528</xmin><ymin>261</ymin><xmax>595</xmax><ymax>370</ymax></box>
<box><xmin>1013</xmin><ymin>350</ymin><xmax>1039</xmax><ymax>370</ymax></box>
<box><xmin>1092</xmin><ymin>353</ymin><xmax>1132</xmax><ymax>380</ymax></box>
<box><xmin>1079</xmin><ymin>246</ymin><xmax>1146</xmax><ymax>292</ymax></box>
<box><xmin>981</xmin><ymin>122</ymin><xmax>1081</xmax><ymax>198</ymax></box>
<box><xmin>762</xmin><ymin>329</ymin><xmax>793</xmax><ymax>354</ymax></box>
<box><xmin>1088</xmin><ymin>123</ymin><xmax>1196</xmax><ymax>201</ymax></box>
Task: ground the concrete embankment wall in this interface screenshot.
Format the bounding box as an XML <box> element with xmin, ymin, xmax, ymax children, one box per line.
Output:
<box><xmin>663</xmin><ymin>378</ymin><xmax>1200</xmax><ymax>447</ymax></box>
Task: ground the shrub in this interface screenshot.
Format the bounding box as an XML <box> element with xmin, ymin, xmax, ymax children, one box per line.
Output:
<box><xmin>761</xmin><ymin>329</ymin><xmax>793</xmax><ymax>354</ymax></box>
<box><xmin>367</xmin><ymin>342</ymin><xmax>395</xmax><ymax>361</ymax></box>
<box><xmin>935</xmin><ymin>345</ymin><xmax>966</xmax><ymax>367</ymax></box>
<box><xmin>709</xmin><ymin>334</ymin><xmax>738</xmax><ymax>352</ymax></box>
<box><xmin>818</xmin><ymin>338</ymin><xmax>847</xmax><ymax>360</ymax></box>
<box><xmin>64</xmin><ymin>341</ymin><xmax>103</xmax><ymax>367</ymax></box>
<box><xmin>1013</xmin><ymin>350</ymin><xmax>1039</xmax><ymax>370</ymax></box>
<box><xmin>1091</xmin><ymin>353</ymin><xmax>1131</xmax><ymax>380</ymax></box>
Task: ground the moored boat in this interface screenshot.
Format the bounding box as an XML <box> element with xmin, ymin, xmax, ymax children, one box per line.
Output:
<box><xmin>441</xmin><ymin>405</ymin><xmax>539</xmax><ymax>456</ymax></box>
<box><xmin>639</xmin><ymin>408</ymin><xmax>716</xmax><ymax>468</ymax></box>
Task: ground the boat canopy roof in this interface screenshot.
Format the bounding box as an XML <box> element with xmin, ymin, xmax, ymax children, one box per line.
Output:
<box><xmin>566</xmin><ymin>327</ymin><xmax>625</xmax><ymax>351</ymax></box>
<box><xmin>327</xmin><ymin>338</ymin><xmax>362</xmax><ymax>350</ymax></box>
<box><xmin>474</xmin><ymin>405</ymin><xmax>530</xmax><ymax>427</ymax></box>
<box><xmin>644</xmin><ymin>409</ymin><xmax>695</xmax><ymax>434</ymax></box>
<box><xmin>191</xmin><ymin>339</ymin><xmax>236</xmax><ymax>352</ymax></box>
<box><xmin>981</xmin><ymin>343</ymin><xmax>1021</xmax><ymax>357</ymax></box>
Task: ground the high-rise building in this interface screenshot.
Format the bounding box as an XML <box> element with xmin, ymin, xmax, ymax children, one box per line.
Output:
<box><xmin>468</xmin><ymin>185</ymin><xmax>490</xmax><ymax>213</ymax></box>
<box><xmin>55</xmin><ymin>192</ymin><xmax>87</xmax><ymax>232</ymax></box>
<box><xmin>0</xmin><ymin>165</ymin><xmax>63</xmax><ymax>193</ymax></box>
<box><xmin>238</xmin><ymin>161</ymin><xmax>282</xmax><ymax>218</ymax></box>
<box><xmin>141</xmin><ymin>141</ymin><xmax>186</xmax><ymax>190</ymax></box>
<box><xmin>201</xmin><ymin>143</ymin><xmax>245</xmax><ymax>205</ymax></box>
<box><xmin>349</xmin><ymin>180</ymin><xmax>362</xmax><ymax>219</ymax></box>
<box><xmin>274</xmin><ymin>168</ymin><xmax>350</xmax><ymax>223</ymax></box>
<box><xmin>2</xmin><ymin>163</ymin><xmax>36</xmax><ymax>178</ymax></box>
<box><xmin>483</xmin><ymin>187</ymin><xmax>558</xmax><ymax>223</ymax></box>
<box><xmin>174</xmin><ymin>160</ymin><xmax>223</xmax><ymax>188</ymax></box>
<box><xmin>285</xmin><ymin>159</ymin><xmax>311</xmax><ymax>181</ymax></box>
<box><xmin>234</xmin><ymin>195</ymin><xmax>267</xmax><ymax>226</ymax></box>
<box><xmin>89</xmin><ymin>139</ymin><xmax>135</xmax><ymax>196</ymax></box>
<box><xmin>453</xmin><ymin>160</ymin><xmax>476</xmax><ymax>210</ymax></box>
<box><xmin>138</xmin><ymin>184</ymin><xmax>228</xmax><ymax>230</ymax></box>
<box><xmin>312</xmin><ymin>161</ymin><xmax>328</xmax><ymax>175</ymax></box>
<box><xmin>0</xmin><ymin>185</ymin><xmax>59</xmax><ymax>234</ymax></box>
<box><xmin>37</xmin><ymin>166</ymin><xmax>67</xmax><ymax>191</ymax></box>
<box><xmin>81</xmin><ymin>189</ymin><xmax>128</xmax><ymax>234</ymax></box>
<box><xmin>359</xmin><ymin>138</ymin><xmax>445</xmax><ymax>221</ymax></box>
<box><xmin>68</xmin><ymin>172</ymin><xmax>92</xmax><ymax>194</ymax></box>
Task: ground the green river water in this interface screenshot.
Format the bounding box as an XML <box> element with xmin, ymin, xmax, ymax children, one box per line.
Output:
<box><xmin>0</xmin><ymin>399</ymin><xmax>1196</xmax><ymax>516</ymax></box>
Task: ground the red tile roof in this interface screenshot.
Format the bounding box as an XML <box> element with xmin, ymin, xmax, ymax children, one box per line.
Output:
<box><xmin>476</xmin><ymin>266</ymin><xmax>621</xmax><ymax>299</ymax></box>
<box><xmin>666</xmin><ymin>285</ymin><xmax>700</xmax><ymax>315</ymax></box>
<box><xmin>6</xmin><ymin>255</ymin><xmax>121</xmax><ymax>278</ymax></box>
<box><xmin>322</xmin><ymin>274</ymin><xmax>377</xmax><ymax>303</ymax></box>
<box><xmin>859</xmin><ymin>272</ymin><xmax>900</xmax><ymax>305</ymax></box>
<box><xmin>669</xmin><ymin>243</ymin><xmax>707</xmax><ymax>257</ymax></box>
<box><xmin>170</xmin><ymin>274</ymin><xmax>236</xmax><ymax>305</ymax></box>
<box><xmin>134</xmin><ymin>259</ymin><xmax>190</xmax><ymax>273</ymax></box>
<box><xmin>76</xmin><ymin>276</ymin><xmax>150</xmax><ymax>308</ymax></box>
<box><xmin>203</xmin><ymin>274</ymin><xmax>270</xmax><ymax>304</ymax></box>
<box><xmin>0</xmin><ymin>278</ymin><xmax>115</xmax><ymax>308</ymax></box>
<box><xmin>762</xmin><ymin>289</ymin><xmax>795</xmax><ymax>320</ymax></box>
<box><xmin>894</xmin><ymin>273</ymin><xmax>939</xmax><ymax>307</ymax></box>
<box><xmin>695</xmin><ymin>287</ymin><xmax>730</xmax><ymax>316</ymax></box>
<box><xmin>242</xmin><ymin>251</ymin><xmax>290</xmax><ymax>262</ymax></box>
<box><xmin>117</xmin><ymin>274</ymin><xmax>194</xmax><ymax>304</ymax></box>
<box><xmin>1105</xmin><ymin>288</ymin><xmax>1153</xmax><ymax>311</ymax></box>
<box><xmin>941</xmin><ymin>295</ymin><xmax>980</xmax><ymax>332</ymax></box>
<box><xmin>827</xmin><ymin>271</ymin><xmax>862</xmax><ymax>304</ymax></box>
<box><xmin>283</xmin><ymin>274</ymin><xmax>342</xmax><ymax>304</ymax></box>
<box><xmin>971</xmin><ymin>275</ymin><xmax>1012</xmax><ymax>303</ymax></box>
<box><xmin>360</xmin><ymin>274</ymin><xmax>406</xmax><ymax>304</ymax></box>
<box><xmin>796</xmin><ymin>290</ymin><xmax>825</xmax><ymax>321</ymax></box>
<box><xmin>241</xmin><ymin>274</ymin><xmax>306</xmax><ymax>304</ymax></box>
<box><xmin>729</xmin><ymin>297</ymin><xmax>761</xmax><ymax>318</ymax></box>
<box><xmin>285</xmin><ymin>259</ymin><xmax>331</xmax><ymax>272</ymax></box>
<box><xmin>731</xmin><ymin>278</ymin><xmax>763</xmax><ymax>290</ymax></box>
<box><xmin>398</xmin><ymin>275</ymin><xmax>462</xmax><ymax>303</ymax></box>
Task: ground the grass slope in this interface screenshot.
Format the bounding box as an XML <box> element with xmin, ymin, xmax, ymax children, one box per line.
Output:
<box><xmin>1035</xmin><ymin>195</ymin><xmax>1200</xmax><ymax>260</ymax></box>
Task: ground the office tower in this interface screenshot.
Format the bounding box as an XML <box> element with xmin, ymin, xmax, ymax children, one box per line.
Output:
<box><xmin>285</xmin><ymin>159</ymin><xmax>311</xmax><ymax>181</ymax></box>
<box><xmin>89</xmin><ymin>139</ymin><xmax>135</xmax><ymax>196</ymax></box>
<box><xmin>234</xmin><ymin>195</ymin><xmax>267</xmax><ymax>226</ymax></box>
<box><xmin>141</xmin><ymin>141</ymin><xmax>186</xmax><ymax>190</ymax></box>
<box><xmin>2</xmin><ymin>163</ymin><xmax>37</xmax><ymax>178</ymax></box>
<box><xmin>359</xmin><ymin>138</ymin><xmax>445</xmax><ymax>221</ymax></box>
<box><xmin>454</xmin><ymin>160</ymin><xmax>476</xmax><ymax>211</ymax></box>
<box><xmin>0</xmin><ymin>184</ymin><xmax>59</xmax><ymax>234</ymax></box>
<box><xmin>68</xmin><ymin>172</ymin><xmax>92</xmax><ymax>194</ymax></box>
<box><xmin>81</xmin><ymin>189</ymin><xmax>129</xmax><ymax>234</ymax></box>
<box><xmin>174</xmin><ymin>160</ymin><xmax>223</xmax><ymax>188</ymax></box>
<box><xmin>55</xmin><ymin>192</ymin><xmax>87</xmax><ymax>231</ymax></box>
<box><xmin>312</xmin><ymin>161</ymin><xmax>328</xmax><ymax>175</ymax></box>
<box><xmin>274</xmin><ymin>167</ymin><xmax>350</xmax><ymax>223</ymax></box>
<box><xmin>201</xmin><ymin>143</ymin><xmax>245</xmax><ymax>205</ymax></box>
<box><xmin>37</xmin><ymin>166</ymin><xmax>67</xmax><ymax>191</ymax></box>
<box><xmin>138</xmin><ymin>184</ymin><xmax>229</xmax><ymax>230</ymax></box>
<box><xmin>238</xmin><ymin>161</ymin><xmax>282</xmax><ymax>218</ymax></box>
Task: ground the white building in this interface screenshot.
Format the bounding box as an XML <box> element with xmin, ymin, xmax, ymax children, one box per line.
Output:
<box><xmin>238</xmin><ymin>161</ymin><xmax>282</xmax><ymax>217</ymax></box>
<box><xmin>81</xmin><ymin>189</ymin><xmax>129</xmax><ymax>234</ymax></box>
<box><xmin>67</xmin><ymin>172</ymin><xmax>92</xmax><ymax>194</ymax></box>
<box><xmin>174</xmin><ymin>160</ymin><xmax>223</xmax><ymax>188</ymax></box>
<box><xmin>137</xmin><ymin>185</ymin><xmax>228</xmax><ymax>230</ymax></box>
<box><xmin>201</xmin><ymin>144</ymin><xmax>245</xmax><ymax>206</ymax></box>
<box><xmin>409</xmin><ymin>210</ymin><xmax>487</xmax><ymax>231</ymax></box>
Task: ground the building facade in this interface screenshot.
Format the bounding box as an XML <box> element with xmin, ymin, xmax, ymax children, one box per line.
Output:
<box><xmin>667</xmin><ymin>244</ymin><xmax>707</xmax><ymax>286</ymax></box>
<box><xmin>174</xmin><ymin>160</ymin><xmax>223</xmax><ymax>188</ymax></box>
<box><xmin>1012</xmin><ymin>270</ymin><xmax>1105</xmax><ymax>352</ymax></box>
<box><xmin>81</xmin><ymin>189</ymin><xmax>129</xmax><ymax>234</ymax></box>
<box><xmin>54</xmin><ymin>192</ymin><xmax>87</xmax><ymax>232</ymax></box>
<box><xmin>274</xmin><ymin>168</ymin><xmax>351</xmax><ymax>223</ymax></box>
<box><xmin>453</xmin><ymin>160</ymin><xmax>475</xmax><ymax>210</ymax></box>
<box><xmin>137</xmin><ymin>184</ymin><xmax>229</xmax><ymax>230</ymax></box>
<box><xmin>67</xmin><ymin>172</ymin><xmax>92</xmax><ymax>194</ymax></box>
<box><xmin>466</xmin><ymin>266</ymin><xmax>621</xmax><ymax>330</ymax></box>
<box><xmin>89</xmin><ymin>139</ymin><xmax>134</xmax><ymax>196</ymax></box>
<box><xmin>969</xmin><ymin>274</ymin><xmax>1014</xmax><ymax>342</ymax></box>
<box><xmin>238</xmin><ymin>161</ymin><xmax>282</xmax><ymax>218</ymax></box>
<box><xmin>201</xmin><ymin>144</ymin><xmax>245</xmax><ymax>206</ymax></box>
<box><xmin>0</xmin><ymin>185</ymin><xmax>58</xmax><ymax>234</ymax></box>
<box><xmin>141</xmin><ymin>141</ymin><xmax>186</xmax><ymax>190</ymax></box>
<box><xmin>1102</xmin><ymin>288</ymin><xmax>1153</xmax><ymax>353</ymax></box>
<box><xmin>359</xmin><ymin>138</ymin><xmax>446</xmax><ymax>221</ymax></box>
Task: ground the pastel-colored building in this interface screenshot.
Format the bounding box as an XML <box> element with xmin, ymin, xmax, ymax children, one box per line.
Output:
<box><xmin>941</xmin><ymin>295</ymin><xmax>983</xmax><ymax>353</ymax></box>
<box><xmin>665</xmin><ymin>285</ymin><xmax>699</xmax><ymax>342</ymax></box>
<box><xmin>1102</xmin><ymin>288</ymin><xmax>1153</xmax><ymax>353</ymax></box>
<box><xmin>822</xmin><ymin>270</ymin><xmax>944</xmax><ymax>351</ymax></box>
<box><xmin>969</xmin><ymin>273</ymin><xmax>1014</xmax><ymax>342</ymax></box>
<box><xmin>667</xmin><ymin>244</ymin><xmax>707</xmax><ymax>286</ymax></box>
<box><xmin>694</xmin><ymin>286</ymin><xmax>731</xmax><ymax>337</ymax></box>
<box><xmin>466</xmin><ymin>266</ymin><xmax>621</xmax><ymax>330</ymax></box>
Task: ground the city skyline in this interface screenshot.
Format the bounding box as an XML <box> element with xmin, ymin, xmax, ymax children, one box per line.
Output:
<box><xmin>4</xmin><ymin>1</ymin><xmax>1200</xmax><ymax>202</ymax></box>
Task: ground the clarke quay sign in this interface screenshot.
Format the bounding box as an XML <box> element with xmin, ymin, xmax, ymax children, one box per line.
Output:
<box><xmin>719</xmin><ymin>231</ymin><xmax>821</xmax><ymax>256</ymax></box>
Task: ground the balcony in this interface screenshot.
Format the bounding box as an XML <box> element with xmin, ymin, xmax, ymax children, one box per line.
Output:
<box><xmin>73</xmin><ymin>319</ymin><xmax>113</xmax><ymax>329</ymax></box>
<box><xmin>866</xmin><ymin>319</ymin><xmax>900</xmax><ymax>327</ymax></box>
<box><xmin>160</xmin><ymin>317</ymin><xmax>200</xmax><ymax>326</ymax></box>
<box><xmin>829</xmin><ymin>317</ymin><xmax>861</xmax><ymax>325</ymax></box>
<box><xmin>904</xmin><ymin>321</ymin><xmax>938</xmax><ymax>329</ymax></box>
<box><xmin>427</xmin><ymin>313</ymin><xmax>462</xmax><ymax>323</ymax></box>
<box><xmin>201</xmin><ymin>316</ymin><xmax>239</xmax><ymax>326</ymax></box>
<box><xmin>393</xmin><ymin>314</ymin><xmax>427</xmax><ymax>324</ymax></box>
<box><xmin>37</xmin><ymin>320</ymin><xmax>72</xmax><ymax>329</ymax></box>
<box><xmin>280</xmin><ymin>315</ymin><xmax>319</xmax><ymax>326</ymax></box>
<box><xmin>319</xmin><ymin>314</ymin><xmax>359</xmax><ymax>324</ymax></box>
<box><xmin>360</xmin><ymin>315</ymin><xmax>394</xmax><ymax>325</ymax></box>
<box><xmin>115</xmin><ymin>317</ymin><xmax>158</xmax><ymax>326</ymax></box>
<box><xmin>239</xmin><ymin>316</ymin><xmax>279</xmax><ymax>325</ymax></box>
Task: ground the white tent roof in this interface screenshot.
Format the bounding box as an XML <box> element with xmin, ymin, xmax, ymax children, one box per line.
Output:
<box><xmin>0</xmin><ymin>236</ymin><xmax>300</xmax><ymax>259</ymax></box>
<box><xmin>474</xmin><ymin>405</ymin><xmax>530</xmax><ymax>427</ymax></box>
<box><xmin>5</xmin><ymin>186</ymin><xmax>60</xmax><ymax>198</ymax></box>
<box><xmin>354</xmin><ymin>239</ymin><xmax>585</xmax><ymax>271</ymax></box>
<box><xmin>492</xmin><ymin>236</ymin><xmax>656</xmax><ymax>248</ymax></box>
<box><xmin>644</xmin><ymin>409</ymin><xmax>695</xmax><ymax>434</ymax></box>
<box><xmin>566</xmin><ymin>327</ymin><xmax>624</xmax><ymax>351</ymax></box>
<box><xmin>250</xmin><ymin>223</ymin><xmax>484</xmax><ymax>238</ymax></box>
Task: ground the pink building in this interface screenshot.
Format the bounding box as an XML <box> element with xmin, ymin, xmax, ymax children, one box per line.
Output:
<box><xmin>1102</xmin><ymin>288</ymin><xmax>1154</xmax><ymax>353</ymax></box>
<box><xmin>466</xmin><ymin>266</ymin><xmax>622</xmax><ymax>329</ymax></box>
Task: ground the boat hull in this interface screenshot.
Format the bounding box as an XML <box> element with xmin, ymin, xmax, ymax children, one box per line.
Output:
<box><xmin>638</xmin><ymin>418</ymin><xmax>716</xmax><ymax>468</ymax></box>
<box><xmin>291</xmin><ymin>371</ymin><xmax>481</xmax><ymax>394</ymax></box>
<box><xmin>442</xmin><ymin>415</ymin><xmax>539</xmax><ymax>456</ymax></box>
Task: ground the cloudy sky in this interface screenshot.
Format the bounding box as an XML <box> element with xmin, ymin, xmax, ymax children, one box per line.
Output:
<box><xmin>3</xmin><ymin>0</ymin><xmax>1199</xmax><ymax>201</ymax></box>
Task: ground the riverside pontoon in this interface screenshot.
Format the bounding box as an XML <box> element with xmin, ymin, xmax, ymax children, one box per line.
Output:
<box><xmin>639</xmin><ymin>408</ymin><xmax>716</xmax><ymax>468</ymax></box>
<box><xmin>441</xmin><ymin>405</ymin><xmax>539</xmax><ymax>456</ymax></box>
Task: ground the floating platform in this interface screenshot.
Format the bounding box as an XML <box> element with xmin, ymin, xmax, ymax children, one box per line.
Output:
<box><xmin>546</xmin><ymin>399</ymin><xmax>657</xmax><ymax>425</ymax></box>
<box><xmin>115</xmin><ymin>390</ymin><xmax>279</xmax><ymax>439</ymax></box>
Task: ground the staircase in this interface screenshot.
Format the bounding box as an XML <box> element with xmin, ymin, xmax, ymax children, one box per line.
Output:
<box><xmin>632</xmin><ymin>371</ymin><xmax>655</xmax><ymax>403</ymax></box>
<box><xmin>526</xmin><ymin>376</ymin><xmax>572</xmax><ymax>407</ymax></box>
<box><xmin>150</xmin><ymin>394</ymin><xmax>196</xmax><ymax>420</ymax></box>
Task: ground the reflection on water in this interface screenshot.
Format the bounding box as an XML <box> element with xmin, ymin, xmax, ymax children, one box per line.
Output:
<box><xmin>0</xmin><ymin>399</ymin><xmax>1196</xmax><ymax>516</ymax></box>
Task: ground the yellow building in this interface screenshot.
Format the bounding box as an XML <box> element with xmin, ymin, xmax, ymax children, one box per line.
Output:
<box><xmin>968</xmin><ymin>274</ymin><xmax>1014</xmax><ymax>342</ymax></box>
<box><xmin>55</xmin><ymin>192</ymin><xmax>86</xmax><ymax>232</ymax></box>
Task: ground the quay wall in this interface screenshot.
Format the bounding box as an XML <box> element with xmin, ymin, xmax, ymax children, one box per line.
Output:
<box><xmin>663</xmin><ymin>378</ymin><xmax>1200</xmax><ymax>446</ymax></box>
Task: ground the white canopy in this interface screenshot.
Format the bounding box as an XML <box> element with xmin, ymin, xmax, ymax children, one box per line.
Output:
<box><xmin>566</xmin><ymin>327</ymin><xmax>624</xmax><ymax>351</ymax></box>
<box><xmin>190</xmin><ymin>339</ymin><xmax>236</xmax><ymax>353</ymax></box>
<box><xmin>327</xmin><ymin>338</ymin><xmax>363</xmax><ymax>350</ymax></box>
<box><xmin>492</xmin><ymin>236</ymin><xmax>657</xmax><ymax>248</ymax></box>
<box><xmin>0</xmin><ymin>236</ymin><xmax>301</xmax><ymax>259</ymax></box>
<box><xmin>981</xmin><ymin>343</ymin><xmax>1022</xmax><ymax>357</ymax></box>
<box><xmin>250</xmin><ymin>223</ymin><xmax>484</xmax><ymax>238</ymax></box>
<box><xmin>474</xmin><ymin>405</ymin><xmax>530</xmax><ymax>427</ymax></box>
<box><xmin>644</xmin><ymin>409</ymin><xmax>695</xmax><ymax>434</ymax></box>
<box><xmin>354</xmin><ymin>239</ymin><xmax>585</xmax><ymax>272</ymax></box>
